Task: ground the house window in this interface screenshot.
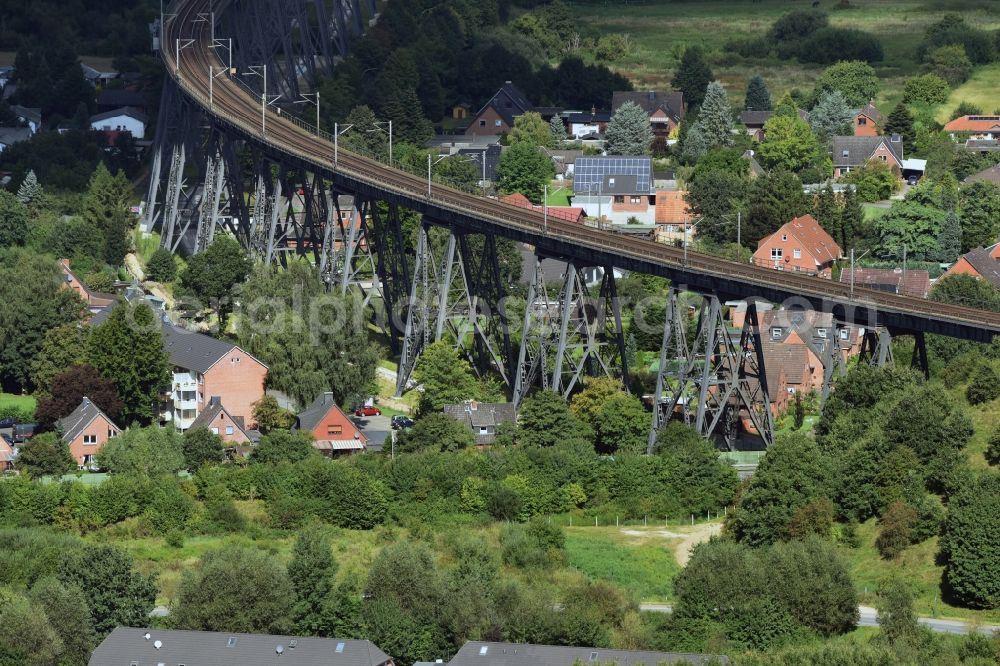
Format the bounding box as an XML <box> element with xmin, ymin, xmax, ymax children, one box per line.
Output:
<box><xmin>858</xmin><ymin>117</ymin><xmax>867</xmax><ymax>126</ymax></box>
<box><xmin>840</xmin><ymin>328</ymin><xmax>851</xmax><ymax>340</ymax></box>
<box><xmin>84</xmin><ymin>434</ymin><xmax>97</xmax><ymax>445</ymax></box>
<box><xmin>817</xmin><ymin>328</ymin><xmax>828</xmax><ymax>338</ymax></box>
<box><xmin>878</xmin><ymin>155</ymin><xmax>887</xmax><ymax>161</ymax></box>
<box><xmin>788</xmin><ymin>387</ymin><xmax>797</xmax><ymax>394</ymax></box>
<box><xmin>781</xmin><ymin>234</ymin><xmax>787</xmax><ymax>241</ymax></box>
<box><xmin>211</xmin><ymin>427</ymin><xmax>219</xmax><ymax>435</ymax></box>
<box><xmin>771</xmin><ymin>327</ymin><xmax>783</xmax><ymax>339</ymax></box>
<box><xmin>771</xmin><ymin>247</ymin><xmax>783</xmax><ymax>259</ymax></box>
<box><xmin>494</xmin><ymin>119</ymin><xmax>502</xmax><ymax>127</ymax></box>
<box><xmin>327</xmin><ymin>424</ymin><xmax>344</xmax><ymax>436</ymax></box>
<box><xmin>614</xmin><ymin>195</ymin><xmax>624</xmax><ymax>203</ymax></box>
<box><xmin>842</xmin><ymin>150</ymin><xmax>849</xmax><ymax>158</ymax></box>
<box><xmin>793</xmin><ymin>248</ymin><xmax>801</xmax><ymax>259</ymax></box>
<box><xmin>479</xmin><ymin>427</ymin><xmax>489</xmax><ymax>435</ymax></box>
<box><xmin>479</xmin><ymin>120</ymin><xmax>485</xmax><ymax>127</ymax></box>
<box><xmin>225</xmin><ymin>426</ymin><xmax>234</xmax><ymax>435</ymax></box>
<box><xmin>108</xmin><ymin>429</ymin><xmax>115</xmax><ymax>438</ymax></box>
<box><xmin>630</xmin><ymin>196</ymin><xmax>642</xmax><ymax>204</ymax></box>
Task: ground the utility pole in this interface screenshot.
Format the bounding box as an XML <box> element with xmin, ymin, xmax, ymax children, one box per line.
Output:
<box><xmin>737</xmin><ymin>210</ymin><xmax>741</xmax><ymax>249</ymax></box>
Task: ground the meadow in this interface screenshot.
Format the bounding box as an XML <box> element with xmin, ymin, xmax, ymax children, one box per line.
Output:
<box><xmin>567</xmin><ymin>0</ymin><xmax>1000</xmax><ymax>115</ymax></box>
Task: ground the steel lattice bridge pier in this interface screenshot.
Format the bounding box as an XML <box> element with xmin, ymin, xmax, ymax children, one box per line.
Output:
<box><xmin>147</xmin><ymin>0</ymin><xmax>1000</xmax><ymax>449</ymax></box>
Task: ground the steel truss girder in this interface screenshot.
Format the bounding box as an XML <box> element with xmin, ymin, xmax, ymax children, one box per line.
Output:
<box><xmin>396</xmin><ymin>226</ymin><xmax>518</xmax><ymax>397</ymax></box>
<box><xmin>858</xmin><ymin>326</ymin><xmax>893</xmax><ymax>368</ymax></box>
<box><xmin>648</xmin><ymin>294</ymin><xmax>775</xmax><ymax>451</ymax></box>
<box><xmin>223</xmin><ymin>0</ymin><xmax>374</xmax><ymax>100</ymax></box>
<box><xmin>514</xmin><ymin>257</ymin><xmax>629</xmax><ymax>406</ymax></box>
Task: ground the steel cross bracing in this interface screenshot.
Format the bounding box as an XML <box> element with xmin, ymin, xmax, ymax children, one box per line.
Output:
<box><xmin>512</xmin><ymin>257</ymin><xmax>630</xmax><ymax>406</ymax></box>
<box><xmin>647</xmin><ymin>294</ymin><xmax>775</xmax><ymax>451</ymax></box>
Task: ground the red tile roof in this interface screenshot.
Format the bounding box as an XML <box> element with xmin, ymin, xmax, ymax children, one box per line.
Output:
<box><xmin>757</xmin><ymin>214</ymin><xmax>842</xmax><ymax>263</ymax></box>
<box><xmin>838</xmin><ymin>267</ymin><xmax>930</xmax><ymax>298</ymax></box>
<box><xmin>944</xmin><ymin>115</ymin><xmax>1000</xmax><ymax>133</ymax></box>
<box><xmin>500</xmin><ymin>193</ymin><xmax>585</xmax><ymax>223</ymax></box>
<box><xmin>655</xmin><ymin>191</ymin><xmax>694</xmax><ymax>225</ymax></box>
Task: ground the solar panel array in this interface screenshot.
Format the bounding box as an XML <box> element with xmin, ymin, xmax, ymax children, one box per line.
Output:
<box><xmin>573</xmin><ymin>156</ymin><xmax>652</xmax><ymax>194</ymax></box>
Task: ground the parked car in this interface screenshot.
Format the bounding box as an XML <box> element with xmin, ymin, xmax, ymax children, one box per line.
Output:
<box><xmin>0</xmin><ymin>417</ymin><xmax>15</xmax><ymax>429</ymax></box>
<box><xmin>391</xmin><ymin>415</ymin><xmax>415</xmax><ymax>430</ymax></box>
<box><xmin>12</xmin><ymin>423</ymin><xmax>36</xmax><ymax>444</ymax></box>
<box><xmin>907</xmin><ymin>175</ymin><xmax>918</xmax><ymax>186</ymax></box>
<box><xmin>354</xmin><ymin>406</ymin><xmax>382</xmax><ymax>417</ymax></box>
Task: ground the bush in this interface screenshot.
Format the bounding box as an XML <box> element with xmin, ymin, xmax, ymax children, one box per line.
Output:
<box><xmin>876</xmin><ymin>501</ymin><xmax>917</xmax><ymax>559</ymax></box>
<box><xmin>942</xmin><ymin>474</ymin><xmax>1000</xmax><ymax>608</ymax></box>
<box><xmin>146</xmin><ymin>248</ymin><xmax>177</xmax><ymax>282</ymax></box>
<box><xmin>82</xmin><ymin>271</ymin><xmax>114</xmax><ymax>293</ymax></box>
<box><xmin>486</xmin><ymin>484</ymin><xmax>521</xmax><ymax>522</ymax></box>
<box><xmin>595</xmin><ymin>33</ymin><xmax>630</xmax><ymax>62</ymax></box>
<box><xmin>165</xmin><ymin>529</ymin><xmax>184</xmax><ymax>548</ymax></box>
<box><xmin>902</xmin><ymin>74</ymin><xmax>951</xmax><ymax>106</ymax></box>
<box><xmin>986</xmin><ymin>426</ymin><xmax>1000</xmax><ymax>466</ymax></box>
<box><xmin>798</xmin><ymin>28</ymin><xmax>883</xmax><ymax>64</ymax></box>
<box><xmin>952</xmin><ymin>101</ymin><xmax>984</xmax><ymax>120</ymax></box>
<box><xmin>966</xmin><ymin>364</ymin><xmax>1000</xmax><ymax>405</ymax></box>
<box><xmin>840</xmin><ymin>160</ymin><xmax>900</xmax><ymax>202</ymax></box>
<box><xmin>927</xmin><ymin>45</ymin><xmax>973</xmax><ymax>86</ymax></box>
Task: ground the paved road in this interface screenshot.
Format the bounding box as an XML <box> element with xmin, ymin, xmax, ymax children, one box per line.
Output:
<box><xmin>638</xmin><ymin>603</ymin><xmax>1000</xmax><ymax>636</ymax></box>
<box><xmin>352</xmin><ymin>413</ymin><xmax>390</xmax><ymax>452</ymax></box>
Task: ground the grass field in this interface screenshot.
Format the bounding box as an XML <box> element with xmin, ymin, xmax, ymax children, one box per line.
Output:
<box><xmin>936</xmin><ymin>63</ymin><xmax>1000</xmax><ymax>123</ymax></box>
<box><xmin>0</xmin><ymin>393</ymin><xmax>36</xmax><ymax>417</ymax></box>
<box><xmin>567</xmin><ymin>0</ymin><xmax>1000</xmax><ymax>113</ymax></box>
<box><xmin>565</xmin><ymin>527</ymin><xmax>681</xmax><ymax>602</ymax></box>
<box><xmin>839</xmin><ymin>518</ymin><xmax>1000</xmax><ymax>624</ymax></box>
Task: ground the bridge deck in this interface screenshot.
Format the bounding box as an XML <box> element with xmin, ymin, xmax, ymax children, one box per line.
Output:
<box><xmin>165</xmin><ymin>0</ymin><xmax>1000</xmax><ymax>343</ymax></box>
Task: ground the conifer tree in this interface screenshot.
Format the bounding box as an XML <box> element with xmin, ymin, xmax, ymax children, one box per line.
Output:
<box><xmin>936</xmin><ymin>210</ymin><xmax>962</xmax><ymax>263</ymax></box>
<box><xmin>605</xmin><ymin>100</ymin><xmax>654</xmax><ymax>155</ymax></box>
<box><xmin>82</xmin><ymin>163</ymin><xmax>133</xmax><ymax>266</ymax></box>
<box><xmin>809</xmin><ymin>91</ymin><xmax>854</xmax><ymax>140</ymax></box>
<box><xmin>697</xmin><ymin>81</ymin><xmax>734</xmax><ymax>148</ymax></box>
<box><xmin>884</xmin><ymin>103</ymin><xmax>916</xmax><ymax>153</ymax></box>
<box><xmin>814</xmin><ymin>185</ymin><xmax>841</xmax><ymax>241</ymax></box>
<box><xmin>86</xmin><ymin>302</ymin><xmax>170</xmax><ymax>425</ymax></box>
<box><xmin>549</xmin><ymin>114</ymin><xmax>568</xmax><ymax>145</ymax></box>
<box><xmin>16</xmin><ymin>170</ymin><xmax>41</xmax><ymax>207</ymax></box>
<box><xmin>671</xmin><ymin>47</ymin><xmax>713</xmax><ymax>108</ymax></box>
<box><xmin>840</xmin><ymin>187</ymin><xmax>865</xmax><ymax>251</ymax></box>
<box><xmin>744</xmin><ymin>74</ymin><xmax>772</xmax><ymax>111</ymax></box>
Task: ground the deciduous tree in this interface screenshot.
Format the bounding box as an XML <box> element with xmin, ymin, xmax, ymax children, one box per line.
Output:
<box><xmin>517</xmin><ymin>391</ymin><xmax>593</xmax><ymax>448</ymax></box>
<box><xmin>496</xmin><ymin>141</ymin><xmax>554</xmax><ymax>203</ymax></box>
<box><xmin>174</xmin><ymin>546</ymin><xmax>294</xmax><ymax>633</ymax></box>
<box><xmin>902</xmin><ymin>73</ymin><xmax>950</xmax><ymax>105</ymax></box>
<box><xmin>413</xmin><ymin>341</ymin><xmax>480</xmax><ymax>414</ymax></box>
<box><xmin>397</xmin><ymin>412</ymin><xmax>475</xmax><ymax>453</ymax></box>
<box><xmin>96</xmin><ymin>426</ymin><xmax>185</xmax><ymax>477</ymax></box>
<box><xmin>0</xmin><ymin>190</ymin><xmax>28</xmax><ymax>246</ymax></box>
<box><xmin>958</xmin><ymin>181</ymin><xmax>1000</xmax><ymax>252</ymax></box>
<box><xmin>146</xmin><ymin>247</ymin><xmax>177</xmax><ymax>282</ymax></box>
<box><xmin>30</xmin><ymin>323</ymin><xmax>89</xmax><ymax>398</ymax></box>
<box><xmin>181</xmin><ymin>235</ymin><xmax>252</xmax><ymax>329</ymax></box>
<box><xmin>58</xmin><ymin>544</ymin><xmax>157</xmax><ymax>636</ymax></box>
<box><xmin>15</xmin><ymin>432</ymin><xmax>75</xmax><ymax>479</ymax></box>
<box><xmin>758</xmin><ymin>114</ymin><xmax>822</xmax><ymax>174</ymax></box>
<box><xmin>509</xmin><ymin>111</ymin><xmax>552</xmax><ymax>147</ymax></box>
<box><xmin>35</xmin><ymin>364</ymin><xmax>122</xmax><ymax>430</ymax></box>
<box><xmin>181</xmin><ymin>426</ymin><xmax>225</xmax><ymax>471</ymax></box>
<box><xmin>249</xmin><ymin>429</ymin><xmax>317</xmax><ymax>464</ymax></box>
<box><xmin>942</xmin><ymin>474</ymin><xmax>1000</xmax><ymax>609</ymax></box>
<box><xmin>288</xmin><ymin>525</ymin><xmax>338</xmax><ymax>635</ymax></box>
<box><xmin>813</xmin><ymin>60</ymin><xmax>879</xmax><ymax>107</ymax></box>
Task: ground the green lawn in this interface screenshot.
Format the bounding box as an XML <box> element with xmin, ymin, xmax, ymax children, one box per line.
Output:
<box><xmin>0</xmin><ymin>393</ymin><xmax>36</xmax><ymax>418</ymax></box>
<box><xmin>863</xmin><ymin>204</ymin><xmax>890</xmax><ymax>221</ymax></box>
<box><xmin>566</xmin><ymin>0</ymin><xmax>1000</xmax><ymax>113</ymax></box>
<box><xmin>936</xmin><ymin>63</ymin><xmax>1000</xmax><ymax>123</ymax></box>
<box><xmin>564</xmin><ymin>528</ymin><xmax>680</xmax><ymax>602</ymax></box>
<box><xmin>544</xmin><ymin>187</ymin><xmax>572</xmax><ymax>206</ymax></box>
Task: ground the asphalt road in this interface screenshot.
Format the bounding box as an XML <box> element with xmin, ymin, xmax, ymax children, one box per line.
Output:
<box><xmin>638</xmin><ymin>603</ymin><xmax>1000</xmax><ymax>636</ymax></box>
<box><xmin>352</xmin><ymin>413</ymin><xmax>390</xmax><ymax>452</ymax></box>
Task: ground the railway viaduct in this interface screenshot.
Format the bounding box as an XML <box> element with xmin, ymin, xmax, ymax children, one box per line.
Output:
<box><xmin>147</xmin><ymin>0</ymin><xmax>1000</xmax><ymax>450</ymax></box>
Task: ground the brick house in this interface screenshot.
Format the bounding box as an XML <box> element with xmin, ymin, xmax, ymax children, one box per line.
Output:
<box><xmin>0</xmin><ymin>435</ymin><xmax>15</xmax><ymax>472</ymax></box>
<box><xmin>160</xmin><ymin>325</ymin><xmax>268</xmax><ymax>431</ymax></box>
<box><xmin>500</xmin><ymin>193</ymin><xmax>586</xmax><ymax>224</ymax></box>
<box><xmin>839</xmin><ymin>267</ymin><xmax>931</xmax><ymax>298</ymax></box>
<box><xmin>654</xmin><ymin>191</ymin><xmax>694</xmax><ymax>231</ymax></box>
<box><xmin>852</xmin><ymin>102</ymin><xmax>884</xmax><ymax>137</ymax></box>
<box><xmin>188</xmin><ymin>396</ymin><xmax>258</xmax><ymax>447</ymax></box>
<box><xmin>763</xmin><ymin>341</ymin><xmax>812</xmax><ymax>399</ymax></box>
<box><xmin>612</xmin><ymin>91</ymin><xmax>685</xmax><ymax>137</ymax></box>
<box><xmin>943</xmin><ymin>245</ymin><xmax>1000</xmax><ymax>288</ymax></box>
<box><xmin>465</xmin><ymin>81</ymin><xmax>534</xmax><ymax>137</ymax></box>
<box><xmin>443</xmin><ymin>400</ymin><xmax>517</xmax><ymax>445</ymax></box>
<box><xmin>831</xmin><ymin>135</ymin><xmax>903</xmax><ymax>178</ymax></box>
<box><xmin>752</xmin><ymin>214</ymin><xmax>842</xmax><ymax>277</ymax></box>
<box><xmin>60</xmin><ymin>259</ymin><xmax>115</xmax><ymax>314</ymax></box>
<box><xmin>56</xmin><ymin>397</ymin><xmax>121</xmax><ymax>468</ymax></box>
<box><xmin>295</xmin><ymin>392</ymin><xmax>366</xmax><ymax>455</ymax></box>
<box><xmin>739</xmin><ymin>109</ymin><xmax>810</xmax><ymax>142</ymax></box>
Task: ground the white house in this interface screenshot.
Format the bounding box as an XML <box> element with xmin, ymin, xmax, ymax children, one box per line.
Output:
<box><xmin>0</xmin><ymin>127</ymin><xmax>32</xmax><ymax>153</ymax></box>
<box><xmin>89</xmin><ymin>107</ymin><xmax>148</xmax><ymax>139</ymax></box>
<box><xmin>10</xmin><ymin>105</ymin><xmax>41</xmax><ymax>134</ymax></box>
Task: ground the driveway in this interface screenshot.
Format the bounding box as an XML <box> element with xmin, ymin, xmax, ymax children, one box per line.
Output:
<box><xmin>352</xmin><ymin>413</ymin><xmax>390</xmax><ymax>452</ymax></box>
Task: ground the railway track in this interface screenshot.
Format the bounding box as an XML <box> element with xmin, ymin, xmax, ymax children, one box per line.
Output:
<box><xmin>164</xmin><ymin>0</ymin><xmax>1000</xmax><ymax>339</ymax></box>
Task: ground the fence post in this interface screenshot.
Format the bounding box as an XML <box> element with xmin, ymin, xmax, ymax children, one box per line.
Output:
<box><xmin>644</xmin><ymin>515</ymin><xmax>647</xmax><ymax>527</ymax></box>
<box><xmin>595</xmin><ymin>516</ymin><xmax>598</xmax><ymax>527</ymax></box>
<box><xmin>691</xmin><ymin>514</ymin><xmax>694</xmax><ymax>526</ymax></box>
<box><xmin>616</xmin><ymin>515</ymin><xmax>619</xmax><ymax>527</ymax></box>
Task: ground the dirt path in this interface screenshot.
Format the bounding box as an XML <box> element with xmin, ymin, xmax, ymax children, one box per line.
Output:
<box><xmin>673</xmin><ymin>522</ymin><xmax>722</xmax><ymax>566</ymax></box>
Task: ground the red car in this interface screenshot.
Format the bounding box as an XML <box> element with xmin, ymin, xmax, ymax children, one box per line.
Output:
<box><xmin>354</xmin><ymin>406</ymin><xmax>381</xmax><ymax>417</ymax></box>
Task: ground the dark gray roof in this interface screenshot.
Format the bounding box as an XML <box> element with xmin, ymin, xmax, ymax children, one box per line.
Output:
<box><xmin>962</xmin><ymin>247</ymin><xmax>1000</xmax><ymax>289</ymax></box>
<box><xmin>963</xmin><ymin>163</ymin><xmax>1000</xmax><ymax>184</ymax></box>
<box><xmin>96</xmin><ymin>89</ymin><xmax>149</xmax><ymax>109</ymax></box>
<box><xmin>739</xmin><ymin>109</ymin><xmax>809</xmax><ymax>127</ymax></box>
<box><xmin>443</xmin><ymin>402</ymin><xmax>517</xmax><ymax>444</ymax></box>
<box><xmin>565</xmin><ymin>111</ymin><xmax>611</xmax><ymax>123</ymax></box>
<box><xmin>296</xmin><ymin>392</ymin><xmax>341</xmax><ymax>432</ymax></box>
<box><xmin>57</xmin><ymin>397</ymin><xmax>119</xmax><ymax>443</ymax></box>
<box><xmin>90</xmin><ymin>106</ymin><xmax>149</xmax><ymax>124</ymax></box>
<box><xmin>612</xmin><ymin>91</ymin><xmax>684</xmax><ymax>121</ymax></box>
<box><xmin>450</xmin><ymin>641</ymin><xmax>727</xmax><ymax>666</ymax></box>
<box><xmin>831</xmin><ymin>135</ymin><xmax>902</xmax><ymax>166</ymax></box>
<box><xmin>0</xmin><ymin>126</ymin><xmax>32</xmax><ymax>146</ymax></box>
<box><xmin>10</xmin><ymin>104</ymin><xmax>40</xmax><ymax>126</ymax></box>
<box><xmin>189</xmin><ymin>396</ymin><xmax>252</xmax><ymax>435</ymax></box>
<box><xmin>473</xmin><ymin>81</ymin><xmax>534</xmax><ymax>128</ymax></box>
<box><xmin>458</xmin><ymin>144</ymin><xmax>501</xmax><ymax>181</ymax></box>
<box><xmin>91</xmin><ymin>304</ymin><xmax>262</xmax><ymax>375</ymax></box>
<box><xmin>573</xmin><ymin>156</ymin><xmax>652</xmax><ymax>195</ymax></box>
<box><xmin>88</xmin><ymin>627</ymin><xmax>393</xmax><ymax>666</ymax></box>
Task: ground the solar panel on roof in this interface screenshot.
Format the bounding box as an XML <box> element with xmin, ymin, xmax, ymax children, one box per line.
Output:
<box><xmin>573</xmin><ymin>156</ymin><xmax>652</xmax><ymax>194</ymax></box>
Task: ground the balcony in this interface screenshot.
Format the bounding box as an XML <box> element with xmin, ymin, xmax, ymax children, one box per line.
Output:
<box><xmin>173</xmin><ymin>372</ymin><xmax>198</xmax><ymax>391</ymax></box>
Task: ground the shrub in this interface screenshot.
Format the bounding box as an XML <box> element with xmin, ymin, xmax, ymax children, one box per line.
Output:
<box><xmin>165</xmin><ymin>529</ymin><xmax>184</xmax><ymax>548</ymax></box>
<box><xmin>952</xmin><ymin>101</ymin><xmax>984</xmax><ymax>120</ymax></box>
<box><xmin>486</xmin><ymin>484</ymin><xmax>521</xmax><ymax>522</ymax></box>
<box><xmin>902</xmin><ymin>74</ymin><xmax>951</xmax><ymax>106</ymax></box>
<box><xmin>798</xmin><ymin>28</ymin><xmax>883</xmax><ymax>64</ymax></box>
<box><xmin>876</xmin><ymin>501</ymin><xmax>917</xmax><ymax>559</ymax></box>
<box><xmin>787</xmin><ymin>496</ymin><xmax>834</xmax><ymax>540</ymax></box>
<box><xmin>146</xmin><ymin>248</ymin><xmax>177</xmax><ymax>282</ymax></box>
<box><xmin>942</xmin><ymin>474</ymin><xmax>1000</xmax><ymax>608</ymax></box>
<box><xmin>986</xmin><ymin>426</ymin><xmax>1000</xmax><ymax>466</ymax></box>
<box><xmin>966</xmin><ymin>364</ymin><xmax>1000</xmax><ymax>405</ymax></box>
<box><xmin>927</xmin><ymin>45</ymin><xmax>973</xmax><ymax>86</ymax></box>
